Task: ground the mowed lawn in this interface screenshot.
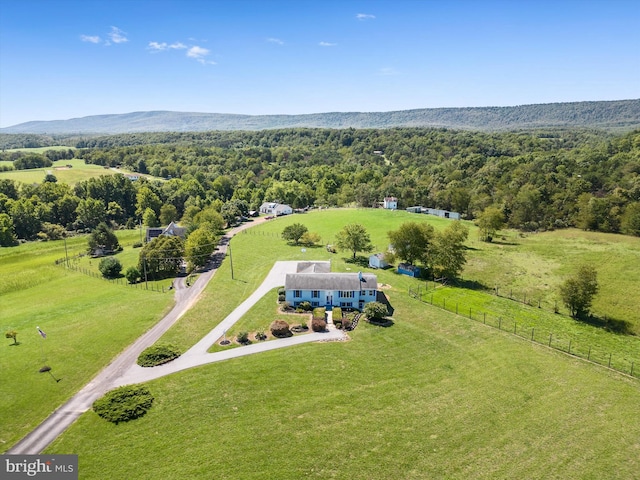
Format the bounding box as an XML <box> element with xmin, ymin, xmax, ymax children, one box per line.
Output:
<box><xmin>48</xmin><ymin>291</ymin><xmax>640</xmax><ymax>479</ymax></box>
<box><xmin>46</xmin><ymin>209</ymin><xmax>640</xmax><ymax>479</ymax></box>
<box><xmin>0</xmin><ymin>232</ymin><xmax>174</xmax><ymax>452</ymax></box>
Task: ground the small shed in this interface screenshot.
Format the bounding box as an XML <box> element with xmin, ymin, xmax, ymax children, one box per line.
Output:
<box><xmin>383</xmin><ymin>197</ymin><xmax>398</xmax><ymax>210</ymax></box>
<box><xmin>398</xmin><ymin>263</ymin><xmax>421</xmax><ymax>278</ymax></box>
<box><xmin>369</xmin><ymin>253</ymin><xmax>389</xmax><ymax>269</ymax></box>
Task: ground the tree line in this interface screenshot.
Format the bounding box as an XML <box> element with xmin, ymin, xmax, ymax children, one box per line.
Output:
<box><xmin>1</xmin><ymin>127</ymin><xmax>640</xmax><ymax>247</ymax></box>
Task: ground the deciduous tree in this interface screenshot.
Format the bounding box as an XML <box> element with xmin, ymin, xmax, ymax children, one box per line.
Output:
<box><xmin>335</xmin><ymin>223</ymin><xmax>373</xmax><ymax>259</ymax></box>
<box><xmin>559</xmin><ymin>265</ymin><xmax>599</xmax><ymax>319</ymax></box>
<box><xmin>476</xmin><ymin>206</ymin><xmax>505</xmax><ymax>242</ymax></box>
<box><xmin>185</xmin><ymin>226</ymin><xmax>217</xmax><ymax>271</ymax></box>
<box><xmin>387</xmin><ymin>221</ymin><xmax>434</xmax><ymax>266</ymax></box>
<box><xmin>282</xmin><ymin>223</ymin><xmax>308</xmax><ymax>245</ymax></box>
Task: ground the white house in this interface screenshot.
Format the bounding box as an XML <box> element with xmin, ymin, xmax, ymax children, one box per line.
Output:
<box><xmin>145</xmin><ymin>221</ymin><xmax>187</xmax><ymax>243</ymax></box>
<box><xmin>368</xmin><ymin>253</ymin><xmax>389</xmax><ymax>269</ymax></box>
<box><xmin>383</xmin><ymin>197</ymin><xmax>398</xmax><ymax>210</ymax></box>
<box><xmin>259</xmin><ymin>202</ymin><xmax>293</xmax><ymax>216</ymax></box>
<box><xmin>285</xmin><ymin>261</ymin><xmax>377</xmax><ymax>310</ymax></box>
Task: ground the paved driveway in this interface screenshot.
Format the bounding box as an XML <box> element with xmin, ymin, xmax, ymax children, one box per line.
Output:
<box><xmin>8</xmin><ymin>220</ymin><xmax>345</xmax><ymax>454</ymax></box>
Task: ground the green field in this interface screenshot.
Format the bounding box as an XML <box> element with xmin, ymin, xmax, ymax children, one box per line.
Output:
<box><xmin>40</xmin><ymin>209</ymin><xmax>640</xmax><ymax>479</ymax></box>
<box><xmin>0</xmin><ymin>231</ymin><xmax>174</xmax><ymax>451</ymax></box>
<box><xmin>0</xmin><ymin>158</ymin><xmax>161</xmax><ymax>185</ymax></box>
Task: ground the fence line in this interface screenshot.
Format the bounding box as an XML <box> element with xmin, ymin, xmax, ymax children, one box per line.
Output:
<box><xmin>54</xmin><ymin>259</ymin><xmax>166</xmax><ymax>293</ymax></box>
<box><xmin>241</xmin><ymin>230</ymin><xmax>280</xmax><ymax>238</ymax></box>
<box><xmin>408</xmin><ymin>287</ymin><xmax>638</xmax><ymax>380</ymax></box>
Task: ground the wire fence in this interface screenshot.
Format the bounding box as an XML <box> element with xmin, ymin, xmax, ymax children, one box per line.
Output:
<box><xmin>241</xmin><ymin>230</ymin><xmax>281</xmax><ymax>238</ymax></box>
<box><xmin>54</xmin><ymin>257</ymin><xmax>168</xmax><ymax>293</ymax></box>
<box><xmin>408</xmin><ymin>287</ymin><xmax>638</xmax><ymax>380</ymax></box>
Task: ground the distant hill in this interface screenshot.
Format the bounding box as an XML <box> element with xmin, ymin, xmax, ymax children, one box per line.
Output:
<box><xmin>2</xmin><ymin>99</ymin><xmax>639</xmax><ymax>134</ymax></box>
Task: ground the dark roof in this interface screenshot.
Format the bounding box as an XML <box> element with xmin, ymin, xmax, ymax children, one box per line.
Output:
<box><xmin>285</xmin><ymin>273</ymin><xmax>377</xmax><ymax>291</ymax></box>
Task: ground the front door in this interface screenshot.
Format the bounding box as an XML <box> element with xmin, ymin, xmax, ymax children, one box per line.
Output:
<box><xmin>326</xmin><ymin>294</ymin><xmax>333</xmax><ymax>307</ymax></box>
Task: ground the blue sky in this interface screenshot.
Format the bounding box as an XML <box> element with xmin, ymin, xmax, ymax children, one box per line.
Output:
<box><xmin>1</xmin><ymin>0</ymin><xmax>638</xmax><ymax>127</ymax></box>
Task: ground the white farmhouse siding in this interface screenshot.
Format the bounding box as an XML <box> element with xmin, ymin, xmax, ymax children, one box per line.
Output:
<box><xmin>383</xmin><ymin>197</ymin><xmax>398</xmax><ymax>210</ymax></box>
<box><xmin>369</xmin><ymin>253</ymin><xmax>389</xmax><ymax>269</ymax></box>
<box><xmin>260</xmin><ymin>202</ymin><xmax>292</xmax><ymax>215</ymax></box>
<box><xmin>285</xmin><ymin>269</ymin><xmax>377</xmax><ymax>310</ymax></box>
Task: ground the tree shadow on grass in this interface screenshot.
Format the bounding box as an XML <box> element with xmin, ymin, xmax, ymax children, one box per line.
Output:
<box><xmin>452</xmin><ymin>278</ymin><xmax>491</xmax><ymax>292</ymax></box>
<box><xmin>368</xmin><ymin>318</ymin><xmax>395</xmax><ymax>328</ymax></box>
<box><xmin>344</xmin><ymin>255</ymin><xmax>369</xmax><ymax>268</ymax></box>
<box><xmin>581</xmin><ymin>314</ymin><xmax>635</xmax><ymax>335</ymax></box>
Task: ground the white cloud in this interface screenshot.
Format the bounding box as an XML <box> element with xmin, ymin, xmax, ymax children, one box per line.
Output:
<box><xmin>187</xmin><ymin>45</ymin><xmax>216</xmax><ymax>64</ymax></box>
<box><xmin>356</xmin><ymin>13</ymin><xmax>376</xmax><ymax>20</ymax></box>
<box><xmin>148</xmin><ymin>41</ymin><xmax>187</xmax><ymax>52</ymax></box>
<box><xmin>80</xmin><ymin>35</ymin><xmax>101</xmax><ymax>44</ymax></box>
<box><xmin>267</xmin><ymin>37</ymin><xmax>284</xmax><ymax>45</ymax></box>
<box><xmin>319</xmin><ymin>42</ymin><xmax>337</xmax><ymax>47</ymax></box>
<box><xmin>108</xmin><ymin>26</ymin><xmax>128</xmax><ymax>44</ymax></box>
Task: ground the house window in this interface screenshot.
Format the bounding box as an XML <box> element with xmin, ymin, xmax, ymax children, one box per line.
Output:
<box><xmin>312</xmin><ymin>301</ymin><xmax>319</xmax><ymax>307</ymax></box>
<box><xmin>340</xmin><ymin>302</ymin><xmax>352</xmax><ymax>308</ymax></box>
<box><xmin>340</xmin><ymin>291</ymin><xmax>354</xmax><ymax>298</ymax></box>
<box><xmin>294</xmin><ymin>290</ymin><xmax>302</xmax><ymax>298</ymax></box>
<box><xmin>369</xmin><ymin>290</ymin><xmax>376</xmax><ymax>296</ymax></box>
<box><xmin>312</xmin><ymin>290</ymin><xmax>320</xmax><ymax>298</ymax></box>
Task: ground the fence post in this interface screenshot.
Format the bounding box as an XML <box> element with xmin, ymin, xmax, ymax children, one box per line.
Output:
<box><xmin>549</xmin><ymin>333</ymin><xmax>553</xmax><ymax>347</ymax></box>
<box><xmin>631</xmin><ymin>362</ymin><xmax>635</xmax><ymax>377</ymax></box>
<box><xmin>514</xmin><ymin>322</ymin><xmax>517</xmax><ymax>334</ymax></box>
<box><xmin>588</xmin><ymin>346</ymin><xmax>591</xmax><ymax>360</ymax></box>
<box><xmin>568</xmin><ymin>340</ymin><xmax>571</xmax><ymax>354</ymax></box>
<box><xmin>483</xmin><ymin>313</ymin><xmax>486</xmax><ymax>324</ymax></box>
<box><xmin>498</xmin><ymin>318</ymin><xmax>502</xmax><ymax>330</ymax></box>
<box><xmin>469</xmin><ymin>307</ymin><xmax>472</xmax><ymax>319</ymax></box>
<box><xmin>608</xmin><ymin>353</ymin><xmax>612</xmax><ymax>368</ymax></box>
<box><xmin>456</xmin><ymin>303</ymin><xmax>458</xmax><ymax>315</ymax></box>
<box><xmin>531</xmin><ymin>328</ymin><xmax>534</xmax><ymax>341</ymax></box>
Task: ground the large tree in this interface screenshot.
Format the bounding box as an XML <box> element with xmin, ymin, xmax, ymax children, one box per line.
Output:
<box><xmin>185</xmin><ymin>226</ymin><xmax>218</xmax><ymax>271</ymax></box>
<box><xmin>476</xmin><ymin>206</ymin><xmax>505</xmax><ymax>242</ymax></box>
<box><xmin>88</xmin><ymin>222</ymin><xmax>121</xmax><ymax>253</ymax></box>
<box><xmin>75</xmin><ymin>197</ymin><xmax>106</xmax><ymax>230</ymax></box>
<box><xmin>282</xmin><ymin>223</ymin><xmax>308</xmax><ymax>245</ymax></box>
<box><xmin>0</xmin><ymin>213</ymin><xmax>17</xmax><ymax>246</ymax></box>
<box><xmin>335</xmin><ymin>223</ymin><xmax>373</xmax><ymax>259</ymax></box>
<box><xmin>431</xmin><ymin>221</ymin><xmax>469</xmax><ymax>280</ymax></box>
<box><xmin>387</xmin><ymin>221</ymin><xmax>434</xmax><ymax>266</ymax></box>
<box><xmin>138</xmin><ymin>235</ymin><xmax>185</xmax><ymax>280</ymax></box>
<box><xmin>559</xmin><ymin>265</ymin><xmax>599</xmax><ymax>319</ymax></box>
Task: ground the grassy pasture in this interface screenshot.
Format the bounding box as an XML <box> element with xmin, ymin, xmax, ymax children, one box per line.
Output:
<box><xmin>7</xmin><ymin>208</ymin><xmax>640</xmax><ymax>475</ymax></box>
<box><xmin>0</xmin><ymin>158</ymin><xmax>161</xmax><ymax>185</ymax></box>
<box><xmin>3</xmin><ymin>146</ymin><xmax>75</xmax><ymax>153</ymax></box>
<box><xmin>159</xmin><ymin>209</ymin><xmax>639</xmax><ymax>362</ymax></box>
<box><xmin>0</xmin><ymin>231</ymin><xmax>174</xmax><ymax>452</ymax></box>
<box><xmin>48</xmin><ymin>270</ymin><xmax>640</xmax><ymax>479</ymax></box>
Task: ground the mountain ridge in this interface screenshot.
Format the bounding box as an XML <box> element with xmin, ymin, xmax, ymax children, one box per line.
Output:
<box><xmin>2</xmin><ymin>99</ymin><xmax>639</xmax><ymax>134</ymax></box>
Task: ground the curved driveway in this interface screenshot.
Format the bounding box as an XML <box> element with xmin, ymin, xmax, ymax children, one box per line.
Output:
<box><xmin>8</xmin><ymin>218</ymin><xmax>344</xmax><ymax>454</ymax></box>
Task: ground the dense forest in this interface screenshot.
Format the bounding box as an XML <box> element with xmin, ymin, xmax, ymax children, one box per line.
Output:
<box><xmin>1</xmin><ymin>127</ymin><xmax>639</xmax><ymax>246</ymax></box>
